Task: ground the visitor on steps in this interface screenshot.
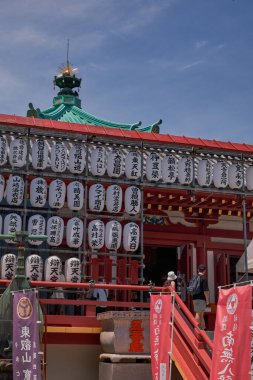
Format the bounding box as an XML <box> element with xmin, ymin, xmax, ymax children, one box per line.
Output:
<box><xmin>164</xmin><ymin>271</ymin><xmax>177</xmax><ymax>291</ymax></box>
<box><xmin>192</xmin><ymin>264</ymin><xmax>209</xmax><ymax>330</ymax></box>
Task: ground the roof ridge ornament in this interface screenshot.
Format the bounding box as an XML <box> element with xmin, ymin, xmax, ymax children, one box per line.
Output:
<box><xmin>53</xmin><ymin>40</ymin><xmax>82</xmax><ymax>97</ymax></box>
<box><xmin>26</xmin><ymin>49</ymin><xmax>161</xmax><ymax>133</ymax></box>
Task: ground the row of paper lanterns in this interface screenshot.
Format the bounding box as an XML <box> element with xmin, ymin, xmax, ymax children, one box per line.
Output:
<box><xmin>0</xmin><ymin>253</ymin><xmax>81</xmax><ymax>282</ymax></box>
<box><xmin>0</xmin><ymin>176</ymin><xmax>141</xmax><ymax>214</ymax></box>
<box><xmin>0</xmin><ymin>213</ymin><xmax>140</xmax><ymax>251</ymax></box>
<box><xmin>1</xmin><ymin>168</ymin><xmax>253</xmax><ymax>213</ymax></box>
<box><xmin>0</xmin><ymin>137</ymin><xmax>139</xmax><ymax>177</ymax></box>
<box><xmin>1</xmin><ymin>137</ymin><xmax>253</xmax><ymax>190</ymax></box>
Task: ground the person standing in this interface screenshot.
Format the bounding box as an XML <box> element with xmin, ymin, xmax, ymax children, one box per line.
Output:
<box><xmin>192</xmin><ymin>264</ymin><xmax>209</xmax><ymax>330</ymax></box>
<box><xmin>51</xmin><ymin>271</ymin><xmax>65</xmax><ymax>315</ymax></box>
<box><xmin>164</xmin><ymin>271</ymin><xmax>177</xmax><ymax>291</ymax></box>
<box><xmin>93</xmin><ymin>280</ymin><xmax>108</xmax><ymax>314</ymax></box>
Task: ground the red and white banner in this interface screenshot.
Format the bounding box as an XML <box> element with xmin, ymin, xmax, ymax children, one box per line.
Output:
<box><xmin>210</xmin><ymin>284</ymin><xmax>252</xmax><ymax>380</ymax></box>
<box><xmin>150</xmin><ymin>294</ymin><xmax>172</xmax><ymax>380</ymax></box>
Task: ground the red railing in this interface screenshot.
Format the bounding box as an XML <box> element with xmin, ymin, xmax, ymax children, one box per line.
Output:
<box><xmin>0</xmin><ymin>280</ymin><xmax>213</xmax><ymax>378</ymax></box>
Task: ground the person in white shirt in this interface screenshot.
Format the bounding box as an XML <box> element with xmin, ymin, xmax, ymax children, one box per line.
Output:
<box><xmin>93</xmin><ymin>280</ymin><xmax>108</xmax><ymax>314</ymax></box>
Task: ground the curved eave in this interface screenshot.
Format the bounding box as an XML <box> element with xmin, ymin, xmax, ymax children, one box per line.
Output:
<box><xmin>1</xmin><ymin>113</ymin><xmax>253</xmax><ymax>155</ymax></box>
<box><xmin>138</xmin><ymin>124</ymin><xmax>160</xmax><ymax>133</ymax></box>
<box><xmin>39</xmin><ymin>104</ymin><xmax>144</xmax><ymax>131</ymax></box>
<box><xmin>40</xmin><ymin>104</ymin><xmax>67</xmax><ymax>120</ymax></box>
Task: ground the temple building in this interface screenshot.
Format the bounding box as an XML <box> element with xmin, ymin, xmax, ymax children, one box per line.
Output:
<box><xmin>0</xmin><ymin>62</ymin><xmax>252</xmax><ymax>379</ymax></box>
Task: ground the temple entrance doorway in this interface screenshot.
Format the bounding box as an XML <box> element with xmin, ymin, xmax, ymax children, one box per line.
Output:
<box><xmin>144</xmin><ymin>246</ymin><xmax>178</xmax><ymax>287</ymax></box>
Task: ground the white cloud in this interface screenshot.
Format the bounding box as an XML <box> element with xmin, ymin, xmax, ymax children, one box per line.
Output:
<box><xmin>195</xmin><ymin>40</ymin><xmax>208</xmax><ymax>49</ymax></box>
<box><xmin>0</xmin><ymin>26</ymin><xmax>47</xmax><ymax>46</ymax></box>
<box><xmin>215</xmin><ymin>43</ymin><xmax>225</xmax><ymax>50</ymax></box>
<box><xmin>117</xmin><ymin>0</ymin><xmax>176</xmax><ymax>35</ymax></box>
<box><xmin>178</xmin><ymin>60</ymin><xmax>204</xmax><ymax>71</ymax></box>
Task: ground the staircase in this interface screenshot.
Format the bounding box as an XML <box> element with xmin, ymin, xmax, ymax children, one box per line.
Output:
<box><xmin>171</xmin><ymin>293</ymin><xmax>213</xmax><ymax>379</ymax></box>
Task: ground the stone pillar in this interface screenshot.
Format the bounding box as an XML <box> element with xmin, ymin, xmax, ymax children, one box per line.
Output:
<box><xmin>97</xmin><ymin>311</ymin><xmax>152</xmax><ymax>380</ymax></box>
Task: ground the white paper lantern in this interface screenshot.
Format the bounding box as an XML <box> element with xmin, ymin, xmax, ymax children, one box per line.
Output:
<box><xmin>67</xmin><ymin>181</ymin><xmax>84</xmax><ymax>211</ymax></box>
<box><xmin>51</xmin><ymin>141</ymin><xmax>67</xmax><ymax>172</ymax></box>
<box><xmin>6</xmin><ymin>175</ymin><xmax>24</xmax><ymax>206</ymax></box>
<box><xmin>178</xmin><ymin>157</ymin><xmax>193</xmax><ymax>185</ymax></box>
<box><xmin>65</xmin><ymin>257</ymin><xmax>81</xmax><ymax>283</ymax></box>
<box><xmin>246</xmin><ymin>166</ymin><xmax>253</xmax><ymax>191</ymax></box>
<box><xmin>213</xmin><ymin>161</ymin><xmax>228</xmax><ymax>188</ymax></box>
<box><xmin>49</xmin><ymin>179</ymin><xmax>66</xmax><ymax>209</ymax></box>
<box><xmin>32</xmin><ymin>139</ymin><xmax>49</xmax><ymax>170</ymax></box>
<box><xmin>30</xmin><ymin>177</ymin><xmax>47</xmax><ymax>208</ymax></box>
<box><xmin>66</xmin><ymin>217</ymin><xmax>84</xmax><ymax>248</ymax></box>
<box><xmin>161</xmin><ymin>154</ymin><xmax>178</xmax><ymax>183</ymax></box>
<box><xmin>228</xmin><ymin>163</ymin><xmax>243</xmax><ymax>190</ymax></box>
<box><xmin>197</xmin><ymin>159</ymin><xmax>213</xmax><ymax>187</ymax></box>
<box><xmin>9</xmin><ymin>138</ymin><xmax>27</xmax><ymax>167</ymax></box>
<box><xmin>107</xmin><ymin>149</ymin><xmax>124</xmax><ymax>178</ymax></box>
<box><xmin>1</xmin><ymin>253</ymin><xmax>17</xmax><ymax>280</ymax></box>
<box><xmin>106</xmin><ymin>185</ymin><xmax>122</xmax><ymax>213</ymax></box>
<box><xmin>125</xmin><ymin>151</ymin><xmax>141</xmax><ymax>180</ymax></box>
<box><xmin>4</xmin><ymin>213</ymin><xmax>22</xmax><ymax>243</ymax></box>
<box><xmin>123</xmin><ymin>222</ymin><xmax>140</xmax><ymax>252</ymax></box>
<box><xmin>146</xmin><ymin>152</ymin><xmax>161</xmax><ymax>182</ymax></box>
<box><xmin>27</xmin><ymin>214</ymin><xmax>46</xmax><ymax>245</ymax></box>
<box><xmin>88</xmin><ymin>220</ymin><xmax>105</xmax><ymax>250</ymax></box>
<box><xmin>44</xmin><ymin>256</ymin><xmax>62</xmax><ymax>282</ymax></box>
<box><xmin>25</xmin><ymin>254</ymin><xmax>43</xmax><ymax>281</ymax></box>
<box><xmin>105</xmin><ymin>221</ymin><xmax>122</xmax><ymax>251</ymax></box>
<box><xmin>125</xmin><ymin>186</ymin><xmax>141</xmax><ymax>215</ymax></box>
<box><xmin>0</xmin><ymin>136</ymin><xmax>8</xmax><ymax>166</ymax></box>
<box><xmin>47</xmin><ymin>216</ymin><xmax>64</xmax><ymax>247</ymax></box>
<box><xmin>0</xmin><ymin>175</ymin><xmax>5</xmax><ymax>202</ymax></box>
<box><xmin>69</xmin><ymin>143</ymin><xmax>85</xmax><ymax>174</ymax></box>
<box><xmin>89</xmin><ymin>184</ymin><xmax>105</xmax><ymax>212</ymax></box>
<box><xmin>90</xmin><ymin>147</ymin><xmax>106</xmax><ymax>176</ymax></box>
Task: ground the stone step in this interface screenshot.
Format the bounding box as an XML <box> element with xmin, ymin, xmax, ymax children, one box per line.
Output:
<box><xmin>100</xmin><ymin>353</ymin><xmax>151</xmax><ymax>363</ymax></box>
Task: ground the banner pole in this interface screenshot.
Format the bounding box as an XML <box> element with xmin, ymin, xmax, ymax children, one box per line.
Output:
<box><xmin>169</xmin><ymin>293</ymin><xmax>175</xmax><ymax>380</ymax></box>
<box><xmin>242</xmin><ymin>195</ymin><xmax>249</xmax><ymax>281</ymax></box>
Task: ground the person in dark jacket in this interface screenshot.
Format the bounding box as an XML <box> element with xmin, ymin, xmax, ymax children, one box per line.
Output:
<box><xmin>192</xmin><ymin>264</ymin><xmax>209</xmax><ymax>330</ymax></box>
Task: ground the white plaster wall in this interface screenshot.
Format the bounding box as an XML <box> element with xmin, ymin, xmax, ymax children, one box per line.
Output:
<box><xmin>46</xmin><ymin>344</ymin><xmax>101</xmax><ymax>380</ymax></box>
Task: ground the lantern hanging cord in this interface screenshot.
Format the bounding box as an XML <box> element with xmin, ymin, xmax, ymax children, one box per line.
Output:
<box><xmin>149</xmin><ymin>291</ymin><xmax>180</xmax><ymax>295</ymax></box>
<box><xmin>189</xmin><ymin>192</ymin><xmax>214</xmax><ymax>209</ymax></box>
<box><xmin>218</xmin><ymin>280</ymin><xmax>253</xmax><ymax>290</ymax></box>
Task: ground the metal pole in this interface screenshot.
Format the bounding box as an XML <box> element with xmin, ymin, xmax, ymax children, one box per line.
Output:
<box><xmin>169</xmin><ymin>293</ymin><xmax>175</xmax><ymax>380</ymax></box>
<box><xmin>82</xmin><ymin>138</ymin><xmax>89</xmax><ymax>281</ymax></box>
<box><xmin>242</xmin><ymin>196</ymin><xmax>248</xmax><ymax>281</ymax></box>
<box><xmin>140</xmin><ymin>142</ymin><xmax>144</xmax><ymax>303</ymax></box>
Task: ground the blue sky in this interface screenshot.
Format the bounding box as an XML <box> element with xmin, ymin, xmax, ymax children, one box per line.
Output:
<box><xmin>1</xmin><ymin>0</ymin><xmax>253</xmax><ymax>143</ymax></box>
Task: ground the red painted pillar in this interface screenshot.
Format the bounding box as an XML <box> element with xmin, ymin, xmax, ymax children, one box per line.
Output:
<box><xmin>196</xmin><ymin>223</ymin><xmax>207</xmax><ymax>266</ymax></box>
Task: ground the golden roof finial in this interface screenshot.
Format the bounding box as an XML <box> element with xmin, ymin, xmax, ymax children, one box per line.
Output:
<box><xmin>56</xmin><ymin>39</ymin><xmax>78</xmax><ymax>78</ymax></box>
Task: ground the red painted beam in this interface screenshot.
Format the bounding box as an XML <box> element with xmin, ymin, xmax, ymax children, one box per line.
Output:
<box><xmin>44</xmin><ymin>333</ymin><xmax>100</xmax><ymax>345</ymax></box>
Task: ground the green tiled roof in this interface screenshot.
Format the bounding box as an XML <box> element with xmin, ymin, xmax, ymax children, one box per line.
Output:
<box><xmin>27</xmin><ymin>70</ymin><xmax>161</xmax><ymax>133</ymax></box>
